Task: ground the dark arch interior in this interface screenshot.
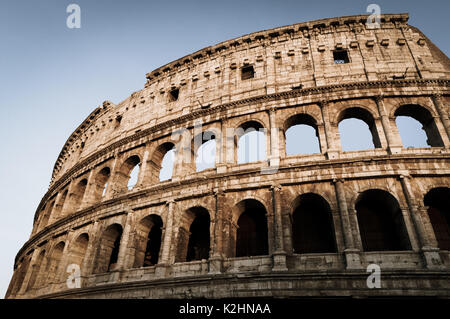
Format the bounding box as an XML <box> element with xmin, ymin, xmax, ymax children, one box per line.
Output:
<box><xmin>356</xmin><ymin>189</ymin><xmax>411</xmax><ymax>251</ymax></box>
<box><xmin>108</xmin><ymin>226</ymin><xmax>123</xmax><ymax>271</ymax></box>
<box><xmin>424</xmin><ymin>187</ymin><xmax>450</xmax><ymax>250</ymax></box>
<box><xmin>94</xmin><ymin>167</ymin><xmax>110</xmax><ymax>199</ymax></box>
<box><xmin>143</xmin><ymin>215</ymin><xmax>163</xmax><ymax>266</ymax></box>
<box><xmin>92</xmin><ymin>224</ymin><xmax>123</xmax><ymax>274</ymax></box>
<box><xmin>292</xmin><ymin>193</ymin><xmax>337</xmax><ymax>254</ymax></box>
<box><xmin>186</xmin><ymin>207</ymin><xmax>210</xmax><ymax>261</ymax></box>
<box><xmin>236</xmin><ymin>200</ymin><xmax>268</xmax><ymax>257</ymax></box>
<box><xmin>239</xmin><ymin>120</ymin><xmax>264</xmax><ymax>132</ymax></box>
<box><xmin>395</xmin><ymin>104</ymin><xmax>443</xmax><ymax>147</ymax></box>
<box><xmin>45</xmin><ymin>242</ymin><xmax>65</xmax><ymax>284</ymax></box>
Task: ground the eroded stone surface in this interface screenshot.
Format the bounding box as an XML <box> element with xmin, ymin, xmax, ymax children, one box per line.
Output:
<box><xmin>6</xmin><ymin>13</ymin><xmax>450</xmax><ymax>299</ymax></box>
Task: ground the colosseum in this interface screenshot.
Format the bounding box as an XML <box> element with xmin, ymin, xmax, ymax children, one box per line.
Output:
<box><xmin>6</xmin><ymin>13</ymin><xmax>450</xmax><ymax>299</ymax></box>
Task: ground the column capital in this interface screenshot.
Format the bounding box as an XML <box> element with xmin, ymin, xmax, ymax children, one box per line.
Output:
<box><xmin>318</xmin><ymin>100</ymin><xmax>329</xmax><ymax>108</ymax></box>
<box><xmin>270</xmin><ymin>184</ymin><xmax>282</xmax><ymax>192</ymax></box>
<box><xmin>373</xmin><ymin>94</ymin><xmax>384</xmax><ymax>102</ymax></box>
<box><xmin>165</xmin><ymin>199</ymin><xmax>175</xmax><ymax>205</ymax></box>
<box><xmin>213</xmin><ymin>188</ymin><xmax>225</xmax><ymax>196</ymax></box>
<box><xmin>431</xmin><ymin>92</ymin><xmax>443</xmax><ymax>99</ymax></box>
<box><xmin>399</xmin><ymin>173</ymin><xmax>412</xmax><ymax>180</ymax></box>
<box><xmin>332</xmin><ymin>178</ymin><xmax>345</xmax><ymax>184</ymax></box>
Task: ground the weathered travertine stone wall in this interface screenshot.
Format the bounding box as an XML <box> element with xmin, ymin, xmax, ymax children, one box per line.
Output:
<box><xmin>6</xmin><ymin>13</ymin><xmax>450</xmax><ymax>299</ymax></box>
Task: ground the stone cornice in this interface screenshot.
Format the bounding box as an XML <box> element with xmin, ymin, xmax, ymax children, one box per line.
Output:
<box><xmin>51</xmin><ymin>101</ymin><xmax>114</xmax><ymax>184</ymax></box>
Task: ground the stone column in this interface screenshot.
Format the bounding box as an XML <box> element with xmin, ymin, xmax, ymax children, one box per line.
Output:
<box><xmin>265</xmin><ymin>47</ymin><xmax>276</xmax><ymax>94</ymax></box>
<box><xmin>431</xmin><ymin>93</ymin><xmax>450</xmax><ymax>141</ymax></box>
<box><xmin>399</xmin><ymin>175</ymin><xmax>444</xmax><ymax>269</ymax></box>
<box><xmin>80</xmin><ymin>169</ymin><xmax>95</xmax><ymax>209</ymax></box>
<box><xmin>17</xmin><ymin>250</ymin><xmax>39</xmax><ymax>297</ymax></box>
<box><xmin>333</xmin><ymin>179</ymin><xmax>362</xmax><ymax>269</ymax></box>
<box><xmin>280</xmin><ymin>197</ymin><xmax>293</xmax><ymax>254</ymax></box>
<box><xmin>347</xmin><ymin>207</ymin><xmax>364</xmax><ymax>251</ymax></box>
<box><xmin>209</xmin><ymin>189</ymin><xmax>225</xmax><ymax>273</ymax></box>
<box><xmin>83</xmin><ymin>220</ymin><xmax>101</xmax><ymax>277</ymax></box>
<box><xmin>161</xmin><ymin>199</ymin><xmax>175</xmax><ymax>264</ymax></box>
<box><xmin>268</xmin><ymin>107</ymin><xmax>281</xmax><ymax>170</ymax></box>
<box><xmin>319</xmin><ymin>101</ymin><xmax>339</xmax><ymax>159</ymax></box>
<box><xmin>59</xmin><ymin>178</ymin><xmax>76</xmax><ymax>218</ymax></box>
<box><xmin>228</xmin><ymin>220</ymin><xmax>239</xmax><ymax>258</ymax></box>
<box><xmin>48</xmin><ymin>192</ymin><xmax>63</xmax><ymax>224</ymax></box>
<box><xmin>104</xmin><ymin>154</ymin><xmax>119</xmax><ymax>200</ymax></box>
<box><xmin>136</xmin><ymin>148</ymin><xmax>150</xmax><ymax>188</ymax></box>
<box><xmin>116</xmin><ymin>211</ymin><xmax>135</xmax><ymax>271</ymax></box>
<box><xmin>172</xmin><ymin>129</ymin><xmax>192</xmax><ymax>181</ymax></box>
<box><xmin>374</xmin><ymin>96</ymin><xmax>402</xmax><ymax>154</ymax></box>
<box><xmin>53</xmin><ymin>233</ymin><xmax>75</xmax><ymax>293</ymax></box>
<box><xmin>316</xmin><ymin>124</ymin><xmax>328</xmax><ymax>154</ymax></box>
<box><xmin>271</xmin><ymin>185</ymin><xmax>288</xmax><ymax>271</ymax></box>
<box><xmin>216</xmin><ymin>120</ymin><xmax>227</xmax><ymax>174</ymax></box>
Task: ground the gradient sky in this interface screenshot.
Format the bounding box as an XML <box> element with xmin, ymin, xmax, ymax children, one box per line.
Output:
<box><xmin>0</xmin><ymin>0</ymin><xmax>448</xmax><ymax>298</ymax></box>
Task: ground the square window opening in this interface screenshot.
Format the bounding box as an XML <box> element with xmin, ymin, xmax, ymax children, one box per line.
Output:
<box><xmin>333</xmin><ymin>50</ymin><xmax>350</xmax><ymax>64</ymax></box>
<box><xmin>169</xmin><ymin>88</ymin><xmax>179</xmax><ymax>102</ymax></box>
<box><xmin>241</xmin><ymin>65</ymin><xmax>255</xmax><ymax>80</ymax></box>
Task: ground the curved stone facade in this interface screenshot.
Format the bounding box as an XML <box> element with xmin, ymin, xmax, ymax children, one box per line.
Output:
<box><xmin>6</xmin><ymin>13</ymin><xmax>450</xmax><ymax>299</ymax></box>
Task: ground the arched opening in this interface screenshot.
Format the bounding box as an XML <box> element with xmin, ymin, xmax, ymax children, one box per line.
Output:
<box><xmin>26</xmin><ymin>250</ymin><xmax>46</xmax><ymax>291</ymax></box>
<box><xmin>52</xmin><ymin>188</ymin><xmax>68</xmax><ymax>220</ymax></box>
<box><xmin>292</xmin><ymin>193</ymin><xmax>337</xmax><ymax>254</ymax></box>
<box><xmin>424</xmin><ymin>187</ymin><xmax>450</xmax><ymax>250</ymax></box>
<box><xmin>45</xmin><ymin>241</ymin><xmax>65</xmax><ymax>285</ymax></box>
<box><xmin>113</xmin><ymin>156</ymin><xmax>141</xmax><ymax>192</ymax></box>
<box><xmin>67</xmin><ymin>179</ymin><xmax>88</xmax><ymax>214</ymax></box>
<box><xmin>233</xmin><ymin>199</ymin><xmax>269</xmax><ymax>257</ymax></box>
<box><xmin>93</xmin><ymin>167</ymin><xmax>110</xmax><ymax>201</ymax></box>
<box><xmin>395</xmin><ymin>105</ymin><xmax>443</xmax><ymax>147</ymax></box>
<box><xmin>194</xmin><ymin>131</ymin><xmax>216</xmax><ymax>172</ymax></box>
<box><xmin>150</xmin><ymin>142</ymin><xmax>176</xmax><ymax>182</ymax></box>
<box><xmin>176</xmin><ymin>207</ymin><xmax>210</xmax><ymax>262</ymax></box>
<box><xmin>356</xmin><ymin>189</ymin><xmax>411</xmax><ymax>251</ymax></box>
<box><xmin>68</xmin><ymin>233</ymin><xmax>89</xmax><ymax>274</ymax></box>
<box><xmin>93</xmin><ymin>224</ymin><xmax>123</xmax><ymax>274</ymax></box>
<box><xmin>128</xmin><ymin>165</ymin><xmax>139</xmax><ymax>190</ymax></box>
<box><xmin>285</xmin><ymin>114</ymin><xmax>321</xmax><ymax>155</ymax></box>
<box><xmin>39</xmin><ymin>200</ymin><xmax>55</xmax><ymax>230</ymax></box>
<box><xmin>186</xmin><ymin>208</ymin><xmax>210</xmax><ymax>261</ymax></box>
<box><xmin>123</xmin><ymin>156</ymin><xmax>141</xmax><ymax>190</ymax></box>
<box><xmin>134</xmin><ymin>215</ymin><xmax>163</xmax><ymax>268</ymax></box>
<box><xmin>236</xmin><ymin>121</ymin><xmax>267</xmax><ymax>164</ymax></box>
<box><xmin>10</xmin><ymin>257</ymin><xmax>31</xmax><ymax>296</ymax></box>
<box><xmin>338</xmin><ymin>107</ymin><xmax>381</xmax><ymax>151</ymax></box>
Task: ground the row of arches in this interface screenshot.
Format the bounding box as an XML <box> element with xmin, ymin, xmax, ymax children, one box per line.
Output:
<box><xmin>287</xmin><ymin>104</ymin><xmax>444</xmax><ymax>154</ymax></box>
<box><xmin>35</xmin><ymin>103</ymin><xmax>448</xmax><ymax>233</ymax></box>
<box><xmin>15</xmin><ymin>187</ymin><xmax>449</xmax><ymax>297</ymax></box>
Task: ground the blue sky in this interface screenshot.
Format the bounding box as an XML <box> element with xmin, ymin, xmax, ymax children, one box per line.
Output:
<box><xmin>0</xmin><ymin>0</ymin><xmax>448</xmax><ymax>298</ymax></box>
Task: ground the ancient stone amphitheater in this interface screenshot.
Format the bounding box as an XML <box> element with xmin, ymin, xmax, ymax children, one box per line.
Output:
<box><xmin>6</xmin><ymin>13</ymin><xmax>450</xmax><ymax>299</ymax></box>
